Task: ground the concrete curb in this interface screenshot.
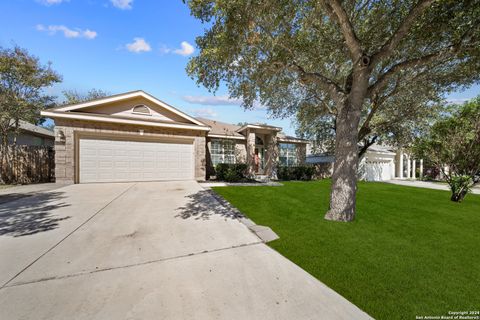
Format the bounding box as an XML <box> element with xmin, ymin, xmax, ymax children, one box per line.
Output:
<box><xmin>204</xmin><ymin>188</ymin><xmax>280</xmax><ymax>243</ymax></box>
<box><xmin>199</xmin><ymin>181</ymin><xmax>283</xmax><ymax>188</ymax></box>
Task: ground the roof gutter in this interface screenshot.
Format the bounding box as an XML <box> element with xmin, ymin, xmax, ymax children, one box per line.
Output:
<box><xmin>41</xmin><ymin>111</ymin><xmax>211</xmax><ymax>132</ymax></box>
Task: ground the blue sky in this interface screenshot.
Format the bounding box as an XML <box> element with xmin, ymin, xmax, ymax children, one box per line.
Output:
<box><xmin>0</xmin><ymin>0</ymin><xmax>478</xmax><ymax>136</ymax></box>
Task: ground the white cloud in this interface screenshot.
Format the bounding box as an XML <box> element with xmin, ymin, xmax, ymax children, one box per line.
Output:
<box><xmin>37</xmin><ymin>0</ymin><xmax>69</xmax><ymax>6</ymax></box>
<box><xmin>183</xmin><ymin>95</ymin><xmax>241</xmax><ymax>106</ymax></box>
<box><xmin>173</xmin><ymin>41</ymin><xmax>195</xmax><ymax>56</ymax></box>
<box><xmin>111</xmin><ymin>0</ymin><xmax>133</xmax><ymax>10</ymax></box>
<box><xmin>159</xmin><ymin>41</ymin><xmax>195</xmax><ymax>57</ymax></box>
<box><xmin>36</xmin><ymin>24</ymin><xmax>97</xmax><ymax>39</ymax></box>
<box><xmin>445</xmin><ymin>98</ymin><xmax>470</xmax><ymax>105</ymax></box>
<box><xmin>182</xmin><ymin>95</ymin><xmax>266</xmax><ymax>109</ymax></box>
<box><xmin>126</xmin><ymin>37</ymin><xmax>151</xmax><ymax>53</ymax></box>
<box><xmin>193</xmin><ymin>108</ymin><xmax>217</xmax><ymax>118</ymax></box>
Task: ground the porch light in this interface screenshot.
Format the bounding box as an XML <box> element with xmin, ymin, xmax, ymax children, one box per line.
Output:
<box><xmin>57</xmin><ymin>130</ymin><xmax>66</xmax><ymax>143</ymax></box>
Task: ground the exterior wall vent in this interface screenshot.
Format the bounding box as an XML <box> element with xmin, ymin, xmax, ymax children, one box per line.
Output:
<box><xmin>132</xmin><ymin>104</ymin><xmax>151</xmax><ymax>115</ymax></box>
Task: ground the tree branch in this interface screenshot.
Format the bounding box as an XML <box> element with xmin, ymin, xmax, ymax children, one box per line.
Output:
<box><xmin>321</xmin><ymin>0</ymin><xmax>363</xmax><ymax>61</ymax></box>
<box><xmin>370</xmin><ymin>0</ymin><xmax>435</xmax><ymax>67</ymax></box>
<box><xmin>368</xmin><ymin>44</ymin><xmax>460</xmax><ymax>98</ymax></box>
<box><xmin>256</xmin><ymin>22</ymin><xmax>345</xmax><ymax>104</ymax></box>
<box><xmin>358</xmin><ymin>136</ymin><xmax>378</xmax><ymax>157</ymax></box>
<box><xmin>289</xmin><ymin>61</ymin><xmax>345</xmax><ymax>104</ymax></box>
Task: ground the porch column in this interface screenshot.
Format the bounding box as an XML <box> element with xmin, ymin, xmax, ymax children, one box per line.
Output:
<box><xmin>412</xmin><ymin>159</ymin><xmax>416</xmax><ymax>179</ymax></box>
<box><xmin>406</xmin><ymin>155</ymin><xmax>411</xmax><ymax>179</ymax></box>
<box><xmin>245</xmin><ymin>129</ymin><xmax>256</xmax><ymax>177</ymax></box>
<box><xmin>398</xmin><ymin>152</ymin><xmax>404</xmax><ymax>179</ymax></box>
<box><xmin>264</xmin><ymin>132</ymin><xmax>279</xmax><ymax>178</ymax></box>
<box><xmin>419</xmin><ymin>159</ymin><xmax>424</xmax><ymax>179</ymax></box>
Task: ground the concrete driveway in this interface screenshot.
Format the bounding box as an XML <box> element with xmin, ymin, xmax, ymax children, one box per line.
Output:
<box><xmin>0</xmin><ymin>181</ymin><xmax>371</xmax><ymax>320</ymax></box>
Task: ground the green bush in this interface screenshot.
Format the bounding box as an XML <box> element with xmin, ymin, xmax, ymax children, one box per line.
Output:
<box><xmin>448</xmin><ymin>175</ymin><xmax>473</xmax><ymax>202</ymax></box>
<box><xmin>277</xmin><ymin>165</ymin><xmax>315</xmax><ymax>181</ymax></box>
<box><xmin>215</xmin><ymin>163</ymin><xmax>248</xmax><ymax>182</ymax></box>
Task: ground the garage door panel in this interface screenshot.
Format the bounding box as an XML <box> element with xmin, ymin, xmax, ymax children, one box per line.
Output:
<box><xmin>79</xmin><ymin>138</ymin><xmax>194</xmax><ymax>183</ymax></box>
<box><xmin>365</xmin><ymin>161</ymin><xmax>393</xmax><ymax>181</ymax></box>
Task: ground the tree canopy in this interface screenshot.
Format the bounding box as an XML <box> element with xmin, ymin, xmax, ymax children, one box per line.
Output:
<box><xmin>62</xmin><ymin>88</ymin><xmax>109</xmax><ymax>105</ymax></box>
<box><xmin>185</xmin><ymin>0</ymin><xmax>480</xmax><ymax>221</ymax></box>
<box><xmin>414</xmin><ymin>97</ymin><xmax>480</xmax><ymax>202</ymax></box>
<box><xmin>0</xmin><ymin>45</ymin><xmax>61</xmax><ymax>146</ymax></box>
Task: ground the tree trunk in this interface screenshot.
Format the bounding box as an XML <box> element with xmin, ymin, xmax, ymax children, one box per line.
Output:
<box><xmin>325</xmin><ymin>100</ymin><xmax>362</xmax><ymax>222</ymax></box>
<box><xmin>325</xmin><ymin>70</ymin><xmax>368</xmax><ymax>222</ymax></box>
<box><xmin>450</xmin><ymin>190</ymin><xmax>467</xmax><ymax>202</ymax></box>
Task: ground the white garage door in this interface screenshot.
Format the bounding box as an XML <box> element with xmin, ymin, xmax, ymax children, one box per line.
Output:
<box><xmin>365</xmin><ymin>161</ymin><xmax>393</xmax><ymax>181</ymax></box>
<box><xmin>79</xmin><ymin>137</ymin><xmax>194</xmax><ymax>183</ymax></box>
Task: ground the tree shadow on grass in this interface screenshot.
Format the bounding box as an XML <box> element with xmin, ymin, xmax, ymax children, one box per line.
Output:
<box><xmin>175</xmin><ymin>189</ymin><xmax>244</xmax><ymax>221</ymax></box>
<box><xmin>0</xmin><ymin>191</ymin><xmax>71</xmax><ymax>237</ymax></box>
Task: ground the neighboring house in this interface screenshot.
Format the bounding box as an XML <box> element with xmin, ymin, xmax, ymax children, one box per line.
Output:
<box><xmin>6</xmin><ymin>120</ymin><xmax>55</xmax><ymax>146</ymax></box>
<box><xmin>307</xmin><ymin>144</ymin><xmax>424</xmax><ymax>181</ymax></box>
<box><xmin>41</xmin><ymin>90</ymin><xmax>308</xmax><ymax>184</ymax></box>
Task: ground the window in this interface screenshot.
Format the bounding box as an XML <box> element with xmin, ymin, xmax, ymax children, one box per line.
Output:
<box><xmin>279</xmin><ymin>143</ymin><xmax>297</xmax><ymax>167</ymax></box>
<box><xmin>211</xmin><ymin>139</ymin><xmax>236</xmax><ymax>166</ymax></box>
<box><xmin>132</xmin><ymin>104</ymin><xmax>151</xmax><ymax>115</ymax></box>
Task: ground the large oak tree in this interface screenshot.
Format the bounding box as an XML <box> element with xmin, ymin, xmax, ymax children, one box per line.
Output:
<box><xmin>184</xmin><ymin>0</ymin><xmax>480</xmax><ymax>221</ymax></box>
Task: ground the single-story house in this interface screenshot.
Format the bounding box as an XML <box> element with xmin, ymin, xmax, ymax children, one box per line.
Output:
<box><xmin>41</xmin><ymin>90</ymin><xmax>308</xmax><ymax>184</ymax></box>
<box><xmin>307</xmin><ymin>144</ymin><xmax>424</xmax><ymax>181</ymax></box>
<box><xmin>6</xmin><ymin>120</ymin><xmax>55</xmax><ymax>146</ymax></box>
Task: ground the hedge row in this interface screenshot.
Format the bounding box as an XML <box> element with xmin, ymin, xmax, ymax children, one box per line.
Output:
<box><xmin>215</xmin><ymin>163</ymin><xmax>249</xmax><ymax>182</ymax></box>
<box><xmin>277</xmin><ymin>165</ymin><xmax>315</xmax><ymax>181</ymax></box>
<box><xmin>214</xmin><ymin>163</ymin><xmax>315</xmax><ymax>182</ymax></box>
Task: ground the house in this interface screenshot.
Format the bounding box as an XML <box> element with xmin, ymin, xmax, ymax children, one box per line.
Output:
<box><xmin>41</xmin><ymin>90</ymin><xmax>308</xmax><ymax>184</ymax></box>
<box><xmin>6</xmin><ymin>120</ymin><xmax>55</xmax><ymax>146</ymax></box>
<box><xmin>307</xmin><ymin>144</ymin><xmax>424</xmax><ymax>181</ymax></box>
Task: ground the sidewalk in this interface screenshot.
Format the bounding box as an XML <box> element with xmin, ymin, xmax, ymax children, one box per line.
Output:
<box><xmin>385</xmin><ymin>179</ymin><xmax>480</xmax><ymax>195</ymax></box>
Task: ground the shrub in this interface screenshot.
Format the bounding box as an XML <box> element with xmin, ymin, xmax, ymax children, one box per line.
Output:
<box><xmin>215</xmin><ymin>163</ymin><xmax>248</xmax><ymax>182</ymax></box>
<box><xmin>448</xmin><ymin>175</ymin><xmax>473</xmax><ymax>202</ymax></box>
<box><xmin>277</xmin><ymin>165</ymin><xmax>314</xmax><ymax>181</ymax></box>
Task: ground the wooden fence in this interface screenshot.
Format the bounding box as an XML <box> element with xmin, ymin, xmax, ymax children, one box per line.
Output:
<box><xmin>0</xmin><ymin>145</ymin><xmax>55</xmax><ymax>184</ymax></box>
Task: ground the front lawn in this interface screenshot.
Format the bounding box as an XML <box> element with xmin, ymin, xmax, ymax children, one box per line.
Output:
<box><xmin>213</xmin><ymin>180</ymin><xmax>480</xmax><ymax>320</ymax></box>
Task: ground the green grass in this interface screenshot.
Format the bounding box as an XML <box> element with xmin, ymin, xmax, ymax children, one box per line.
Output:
<box><xmin>213</xmin><ymin>180</ymin><xmax>480</xmax><ymax>320</ymax></box>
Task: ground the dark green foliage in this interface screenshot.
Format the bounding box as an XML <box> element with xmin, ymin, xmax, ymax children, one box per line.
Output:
<box><xmin>213</xmin><ymin>180</ymin><xmax>480</xmax><ymax>320</ymax></box>
<box><xmin>215</xmin><ymin>163</ymin><xmax>248</xmax><ymax>182</ymax></box>
<box><xmin>449</xmin><ymin>175</ymin><xmax>473</xmax><ymax>202</ymax></box>
<box><xmin>277</xmin><ymin>165</ymin><xmax>314</xmax><ymax>181</ymax></box>
<box><xmin>414</xmin><ymin>97</ymin><xmax>480</xmax><ymax>202</ymax></box>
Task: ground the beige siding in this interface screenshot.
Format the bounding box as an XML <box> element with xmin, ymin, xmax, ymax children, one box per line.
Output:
<box><xmin>80</xmin><ymin>96</ymin><xmax>191</xmax><ymax>124</ymax></box>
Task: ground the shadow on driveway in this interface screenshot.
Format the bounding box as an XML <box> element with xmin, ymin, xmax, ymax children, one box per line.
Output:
<box><xmin>175</xmin><ymin>190</ymin><xmax>243</xmax><ymax>221</ymax></box>
<box><xmin>0</xmin><ymin>191</ymin><xmax>70</xmax><ymax>237</ymax></box>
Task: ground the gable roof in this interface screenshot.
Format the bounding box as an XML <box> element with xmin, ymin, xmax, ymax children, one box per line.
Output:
<box><xmin>196</xmin><ymin>117</ymin><xmax>245</xmax><ymax>139</ymax></box>
<box><xmin>197</xmin><ymin>117</ymin><xmax>308</xmax><ymax>143</ymax></box>
<box><xmin>236</xmin><ymin>123</ymin><xmax>282</xmax><ymax>133</ymax></box>
<box><xmin>277</xmin><ymin>133</ymin><xmax>308</xmax><ymax>143</ymax></box>
<box><xmin>17</xmin><ymin>120</ymin><xmax>54</xmax><ymax>138</ymax></box>
<box><xmin>51</xmin><ymin>90</ymin><xmax>206</xmax><ymax>127</ymax></box>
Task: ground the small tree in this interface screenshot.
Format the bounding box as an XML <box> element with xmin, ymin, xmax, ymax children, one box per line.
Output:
<box><xmin>414</xmin><ymin>98</ymin><xmax>480</xmax><ymax>202</ymax></box>
<box><xmin>0</xmin><ymin>46</ymin><xmax>61</xmax><ymax>182</ymax></box>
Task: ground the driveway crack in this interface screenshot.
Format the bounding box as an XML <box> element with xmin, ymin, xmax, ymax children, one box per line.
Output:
<box><xmin>3</xmin><ymin>241</ymin><xmax>264</xmax><ymax>289</ymax></box>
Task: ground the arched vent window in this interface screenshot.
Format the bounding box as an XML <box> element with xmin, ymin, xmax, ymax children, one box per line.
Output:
<box><xmin>132</xmin><ymin>104</ymin><xmax>151</xmax><ymax>115</ymax></box>
<box><xmin>255</xmin><ymin>136</ymin><xmax>264</xmax><ymax>145</ymax></box>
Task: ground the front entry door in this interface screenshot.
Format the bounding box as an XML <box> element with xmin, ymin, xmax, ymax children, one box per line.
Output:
<box><xmin>254</xmin><ymin>147</ymin><xmax>265</xmax><ymax>174</ymax></box>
